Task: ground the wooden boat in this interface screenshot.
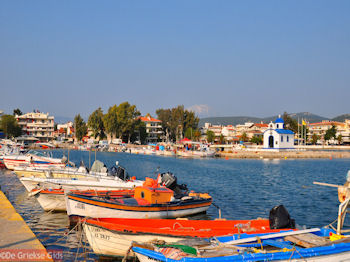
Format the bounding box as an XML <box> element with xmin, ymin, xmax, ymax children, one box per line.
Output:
<box><xmin>30</xmin><ymin>188</ymin><xmax>134</xmax><ymax>212</ymax></box>
<box><xmin>82</xmin><ymin>217</ymin><xmax>292</xmax><ymax>258</ymax></box>
<box><xmin>66</xmin><ymin>186</ymin><xmax>212</xmax><ymax>220</ymax></box>
<box><xmin>132</xmin><ymin>227</ymin><xmax>350</xmax><ymax>262</ymax></box>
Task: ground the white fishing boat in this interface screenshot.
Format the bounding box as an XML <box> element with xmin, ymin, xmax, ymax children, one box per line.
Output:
<box><xmin>30</xmin><ymin>188</ymin><xmax>134</xmax><ymax>212</ymax></box>
<box><xmin>20</xmin><ymin>174</ymin><xmax>143</xmax><ymax>192</ymax></box>
<box><xmin>13</xmin><ymin>159</ymin><xmax>117</xmax><ymax>179</ymax></box>
<box><xmin>3</xmin><ymin>150</ymin><xmax>66</xmax><ymax>170</ymax></box>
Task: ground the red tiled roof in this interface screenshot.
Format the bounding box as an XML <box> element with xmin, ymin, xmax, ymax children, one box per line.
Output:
<box><xmin>254</xmin><ymin>123</ymin><xmax>268</xmax><ymax>128</ymax></box>
<box><xmin>139</xmin><ymin>116</ymin><xmax>161</xmax><ymax>122</ymax></box>
<box><xmin>309</xmin><ymin>121</ymin><xmax>344</xmax><ymax>126</ymax></box>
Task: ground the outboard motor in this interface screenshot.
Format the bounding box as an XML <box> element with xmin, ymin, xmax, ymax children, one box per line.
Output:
<box><xmin>269</xmin><ymin>205</ymin><xmax>295</xmax><ymax>229</ymax></box>
<box><xmin>114</xmin><ymin>166</ymin><xmax>129</xmax><ymax>181</ymax></box>
<box><xmin>159</xmin><ymin>172</ymin><xmax>188</xmax><ymax>198</ymax></box>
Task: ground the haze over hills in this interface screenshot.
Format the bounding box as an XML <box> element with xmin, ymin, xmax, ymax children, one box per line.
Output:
<box><xmin>198</xmin><ymin>112</ymin><xmax>350</xmax><ymax>127</ymax></box>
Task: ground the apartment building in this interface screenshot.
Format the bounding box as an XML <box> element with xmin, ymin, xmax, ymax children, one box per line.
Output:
<box><xmin>139</xmin><ymin>115</ymin><xmax>164</xmax><ymax>143</ymax></box>
<box><xmin>16</xmin><ymin>111</ymin><xmax>54</xmax><ymax>142</ymax></box>
<box><xmin>308</xmin><ymin>120</ymin><xmax>350</xmax><ymax>144</ymax></box>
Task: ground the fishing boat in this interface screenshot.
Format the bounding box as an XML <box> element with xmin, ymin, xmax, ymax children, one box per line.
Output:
<box><xmin>30</xmin><ymin>188</ymin><xmax>134</xmax><ymax>212</ymax></box>
<box><xmin>19</xmin><ymin>175</ymin><xmax>143</xmax><ymax>192</ymax></box>
<box><xmin>66</xmin><ymin>184</ymin><xmax>212</xmax><ymax>221</ymax></box>
<box><xmin>13</xmin><ymin>160</ymin><xmax>125</xmax><ymax>180</ymax></box>
<box><xmin>3</xmin><ymin>150</ymin><xmax>66</xmax><ymax>170</ymax></box>
<box><xmin>132</xmin><ymin>227</ymin><xmax>350</xmax><ymax>262</ymax></box>
<box><xmin>82</xmin><ymin>216</ymin><xmax>294</xmax><ymax>258</ymax></box>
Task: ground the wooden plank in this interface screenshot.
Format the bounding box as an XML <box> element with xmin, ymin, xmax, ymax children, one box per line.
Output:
<box><xmin>285</xmin><ymin>233</ymin><xmax>330</xmax><ymax>248</ymax></box>
<box><xmin>313</xmin><ymin>181</ymin><xmax>341</xmax><ymax>188</ymax></box>
<box><xmin>225</xmin><ymin>228</ymin><xmax>320</xmax><ymax>245</ymax></box>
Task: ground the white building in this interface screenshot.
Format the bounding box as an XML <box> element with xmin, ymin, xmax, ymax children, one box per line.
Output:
<box><xmin>16</xmin><ymin>111</ymin><xmax>55</xmax><ymax>142</ymax></box>
<box><xmin>263</xmin><ymin>117</ymin><xmax>294</xmax><ymax>150</ymax></box>
<box><xmin>140</xmin><ymin>115</ymin><xmax>164</xmax><ymax>144</ymax></box>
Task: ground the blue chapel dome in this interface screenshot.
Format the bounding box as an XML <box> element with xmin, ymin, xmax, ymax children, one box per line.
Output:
<box><xmin>275</xmin><ymin>117</ymin><xmax>284</xmax><ymax>124</ymax></box>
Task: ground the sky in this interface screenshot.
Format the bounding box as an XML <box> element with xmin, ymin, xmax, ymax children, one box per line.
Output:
<box><xmin>1</xmin><ymin>1</ymin><xmax>349</xmax><ymax>120</ymax></box>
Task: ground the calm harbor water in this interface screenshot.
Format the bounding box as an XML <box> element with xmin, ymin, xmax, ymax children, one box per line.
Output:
<box><xmin>1</xmin><ymin>150</ymin><xmax>350</xmax><ymax>260</ymax></box>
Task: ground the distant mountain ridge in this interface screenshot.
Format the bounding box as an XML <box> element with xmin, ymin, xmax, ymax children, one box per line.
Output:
<box><xmin>198</xmin><ymin>112</ymin><xmax>349</xmax><ymax>127</ymax></box>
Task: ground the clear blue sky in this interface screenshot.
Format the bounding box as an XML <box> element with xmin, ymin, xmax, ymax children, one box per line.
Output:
<box><xmin>1</xmin><ymin>1</ymin><xmax>349</xmax><ymax>119</ymax></box>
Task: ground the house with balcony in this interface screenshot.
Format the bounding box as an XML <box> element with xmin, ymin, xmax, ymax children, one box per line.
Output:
<box><xmin>16</xmin><ymin>111</ymin><xmax>55</xmax><ymax>142</ymax></box>
<box><xmin>139</xmin><ymin>115</ymin><xmax>164</xmax><ymax>144</ymax></box>
<box><xmin>308</xmin><ymin>120</ymin><xmax>348</xmax><ymax>144</ymax></box>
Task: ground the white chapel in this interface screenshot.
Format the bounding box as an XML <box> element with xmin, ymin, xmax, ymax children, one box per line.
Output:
<box><xmin>263</xmin><ymin>116</ymin><xmax>295</xmax><ymax>150</ymax></box>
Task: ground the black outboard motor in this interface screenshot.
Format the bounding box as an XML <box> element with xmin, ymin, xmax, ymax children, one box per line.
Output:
<box><xmin>269</xmin><ymin>205</ymin><xmax>295</xmax><ymax>229</ymax></box>
<box><xmin>109</xmin><ymin>165</ymin><xmax>129</xmax><ymax>181</ymax></box>
<box><xmin>160</xmin><ymin>172</ymin><xmax>188</xmax><ymax>198</ymax></box>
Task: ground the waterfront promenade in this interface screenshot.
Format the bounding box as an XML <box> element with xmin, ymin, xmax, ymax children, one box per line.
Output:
<box><xmin>218</xmin><ymin>150</ymin><xmax>350</xmax><ymax>159</ymax></box>
<box><xmin>46</xmin><ymin>143</ymin><xmax>350</xmax><ymax>159</ymax></box>
<box><xmin>0</xmin><ymin>189</ymin><xmax>53</xmax><ymax>261</ymax></box>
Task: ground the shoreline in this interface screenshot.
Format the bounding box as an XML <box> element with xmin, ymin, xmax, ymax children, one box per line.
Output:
<box><xmin>217</xmin><ymin>150</ymin><xmax>350</xmax><ymax>159</ymax></box>
<box><xmin>29</xmin><ymin>143</ymin><xmax>350</xmax><ymax>159</ymax></box>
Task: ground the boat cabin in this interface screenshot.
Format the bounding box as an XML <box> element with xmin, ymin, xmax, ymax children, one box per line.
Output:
<box><xmin>134</xmin><ymin>186</ymin><xmax>174</xmax><ymax>204</ymax></box>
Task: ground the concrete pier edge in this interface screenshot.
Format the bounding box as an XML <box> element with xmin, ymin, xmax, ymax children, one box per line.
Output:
<box><xmin>0</xmin><ymin>189</ymin><xmax>53</xmax><ymax>261</ymax></box>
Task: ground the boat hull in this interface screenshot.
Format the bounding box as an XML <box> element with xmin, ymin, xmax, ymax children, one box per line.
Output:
<box><xmin>83</xmin><ymin>223</ymin><xmax>186</xmax><ymax>257</ymax></box>
<box><xmin>67</xmin><ymin>195</ymin><xmax>211</xmax><ymax>219</ymax></box>
<box><xmin>20</xmin><ymin>177</ymin><xmax>143</xmax><ymax>192</ymax></box>
<box><xmin>134</xmin><ymin>247</ymin><xmax>350</xmax><ymax>262</ymax></box>
<box><xmin>66</xmin><ymin>194</ymin><xmax>212</xmax><ymax>220</ymax></box>
<box><xmin>35</xmin><ymin>192</ymin><xmax>66</xmax><ymax>212</ymax></box>
<box><xmin>82</xmin><ymin>217</ymin><xmax>284</xmax><ymax>258</ymax></box>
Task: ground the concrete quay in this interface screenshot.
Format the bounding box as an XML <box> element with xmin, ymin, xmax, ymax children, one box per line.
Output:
<box><xmin>218</xmin><ymin>150</ymin><xmax>350</xmax><ymax>159</ymax></box>
<box><xmin>0</xmin><ymin>190</ymin><xmax>53</xmax><ymax>261</ymax></box>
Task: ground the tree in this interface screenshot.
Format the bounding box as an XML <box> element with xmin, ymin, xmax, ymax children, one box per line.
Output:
<box><xmin>88</xmin><ymin>107</ymin><xmax>105</xmax><ymax>140</ymax></box>
<box><xmin>337</xmin><ymin>134</ymin><xmax>343</xmax><ymax>145</ymax></box>
<box><xmin>103</xmin><ymin>105</ymin><xmax>119</xmax><ymax>139</ymax></box>
<box><xmin>156</xmin><ymin>105</ymin><xmax>199</xmax><ymax>142</ymax></box>
<box><xmin>219</xmin><ymin>134</ymin><xmax>225</xmax><ymax>144</ymax></box>
<box><xmin>0</xmin><ymin>115</ymin><xmax>22</xmax><ymax>138</ymax></box>
<box><xmin>193</xmin><ymin>130</ymin><xmax>202</xmax><ymax>142</ymax></box>
<box><xmin>206</xmin><ymin>130</ymin><xmax>215</xmax><ymax>143</ymax></box>
<box><xmin>240</xmin><ymin>132</ymin><xmax>249</xmax><ymax>142</ymax></box>
<box><xmin>324</xmin><ymin>125</ymin><xmax>337</xmax><ymax>142</ymax></box>
<box><xmin>74</xmin><ymin>114</ymin><xmax>87</xmax><ymax>142</ymax></box>
<box><xmin>184</xmin><ymin>128</ymin><xmax>195</xmax><ymax>140</ymax></box>
<box><xmin>311</xmin><ymin>133</ymin><xmax>319</xmax><ymax>145</ymax></box>
<box><xmin>13</xmin><ymin>108</ymin><xmax>23</xmax><ymax>116</ymax></box>
<box><xmin>116</xmin><ymin>102</ymin><xmax>141</xmax><ymax>143</ymax></box>
<box><xmin>282</xmin><ymin>112</ymin><xmax>298</xmax><ymax>133</ymax></box>
<box><xmin>250</xmin><ymin>136</ymin><xmax>263</xmax><ymax>145</ymax></box>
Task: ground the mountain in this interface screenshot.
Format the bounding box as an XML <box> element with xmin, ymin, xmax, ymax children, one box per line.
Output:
<box><xmin>198</xmin><ymin>112</ymin><xmax>329</xmax><ymax>127</ymax></box>
<box><xmin>332</xmin><ymin>114</ymin><xmax>350</xmax><ymax>122</ymax></box>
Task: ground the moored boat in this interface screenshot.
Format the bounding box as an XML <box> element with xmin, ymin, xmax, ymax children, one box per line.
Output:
<box><xmin>19</xmin><ymin>175</ymin><xmax>143</xmax><ymax>192</ymax></box>
<box><xmin>30</xmin><ymin>188</ymin><xmax>134</xmax><ymax>212</ymax></box>
<box><xmin>132</xmin><ymin>227</ymin><xmax>350</xmax><ymax>262</ymax></box>
<box><xmin>66</xmin><ymin>185</ymin><xmax>212</xmax><ymax>220</ymax></box>
<box><xmin>82</xmin><ymin>217</ymin><xmax>293</xmax><ymax>258</ymax></box>
<box><xmin>3</xmin><ymin>150</ymin><xmax>66</xmax><ymax>170</ymax></box>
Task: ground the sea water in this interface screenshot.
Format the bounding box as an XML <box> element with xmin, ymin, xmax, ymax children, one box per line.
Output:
<box><xmin>1</xmin><ymin>149</ymin><xmax>350</xmax><ymax>260</ymax></box>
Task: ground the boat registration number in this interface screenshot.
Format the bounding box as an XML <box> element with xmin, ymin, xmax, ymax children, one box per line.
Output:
<box><xmin>75</xmin><ymin>202</ymin><xmax>85</xmax><ymax>210</ymax></box>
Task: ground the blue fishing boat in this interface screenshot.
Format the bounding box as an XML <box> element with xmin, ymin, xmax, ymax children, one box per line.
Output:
<box><xmin>132</xmin><ymin>227</ymin><xmax>350</xmax><ymax>261</ymax></box>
